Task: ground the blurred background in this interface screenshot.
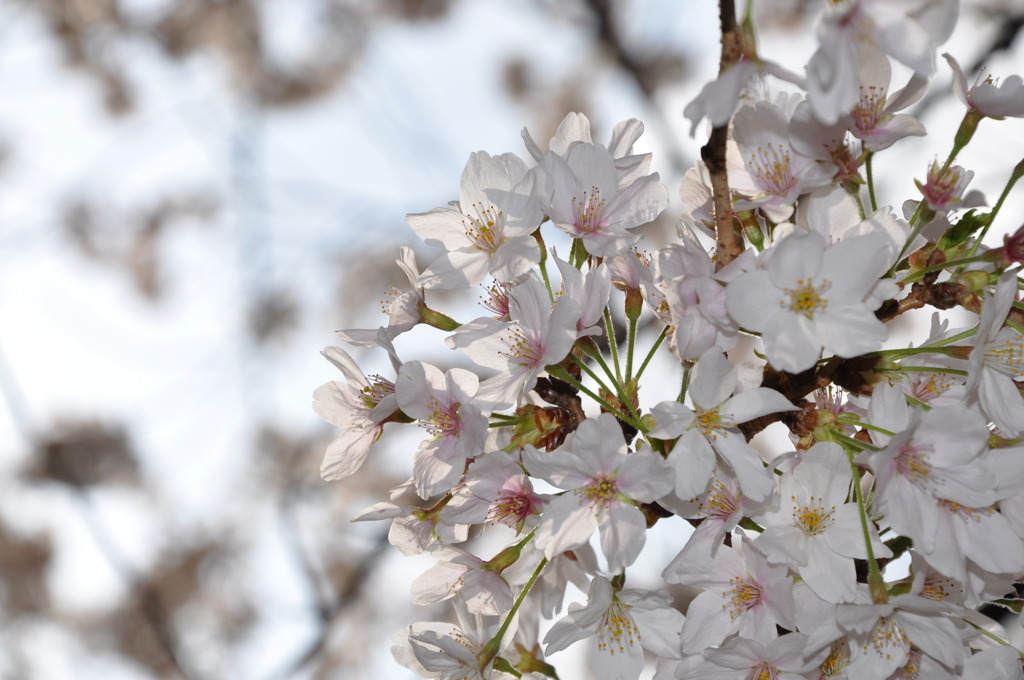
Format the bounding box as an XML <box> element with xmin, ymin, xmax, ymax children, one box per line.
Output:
<box><xmin>0</xmin><ymin>1</ymin><xmax>1022</xmax><ymax>678</ymax></box>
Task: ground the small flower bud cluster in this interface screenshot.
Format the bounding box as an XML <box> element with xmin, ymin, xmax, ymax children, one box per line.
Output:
<box><xmin>315</xmin><ymin>3</ymin><xmax>1024</xmax><ymax>678</ymax></box>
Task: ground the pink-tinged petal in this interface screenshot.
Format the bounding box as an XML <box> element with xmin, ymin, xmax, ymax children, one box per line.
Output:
<box><xmin>722</xmin><ymin>387</ymin><xmax>798</xmax><ymax>424</ymax></box>
<box><xmin>670</xmin><ymin>430</ymin><xmax>717</xmax><ymax>501</ymax></box>
<box><xmin>320</xmin><ymin>346</ymin><xmax>369</xmax><ymax>387</ymax></box>
<box><xmin>521</xmin><ymin>446</ymin><xmax>591</xmax><ymax>489</ymax></box>
<box><xmin>768</xmin><ymin>229</ymin><xmax>826</xmax><ymax>289</ymax></box>
<box><xmin>797</xmin><ymin>442</ymin><xmax>852</xmax><ymax>506</ymax></box>
<box><xmin>320</xmin><ymin>426</ymin><xmax>378</xmax><ymax>481</ymax></box>
<box><xmin>679</xmin><ymin>591</ymin><xmax>739</xmax><ymax>653</ymax></box>
<box><xmin>726</xmin><ymin>269</ymin><xmax>784</xmax><ymax>331</ymax></box>
<box><xmin>413</xmin><ymin>444</ymin><xmax>464</xmax><ymax>499</ymax></box>
<box><xmin>418</xmin><ymin>249</ymin><xmax>491</xmax><ymax>290</ymax></box>
<box><xmin>395</xmin><ymin>361</ymin><xmax>440</xmax><ymax>418</ymax></box>
<box><xmin>862</xmin><ymin>114</ymin><xmax>926</xmax><ymax>151</ymax></box>
<box><xmin>601</xmin><ymin>503</ymin><xmax>648</xmax><ymax>572</ymax></box>
<box><xmin>616</xmin><ymin>450</ymin><xmax>674</xmax><ymax>501</ymax></box>
<box><xmin>894</xmin><ymin>611</ymin><xmax>963</xmax><ymax>669</ymax></box>
<box><xmin>688</xmin><ymin>347</ymin><xmax>737</xmax><ymax>409</ymax></box>
<box><xmin>601</xmin><ymin>172</ymin><xmax>669</xmax><ymax>229</ymax></box>
<box><xmin>803</xmin><ymin>543</ymin><xmax>857</xmax><ymax>603</ymax></box>
<box><xmin>714</xmin><ymin>432</ymin><xmax>774</xmax><ymax>502</ymax></box>
<box><xmin>964</xmin><ymin>511</ymin><xmax>1024</xmax><ymax>576</ymax></box>
<box><xmin>943</xmin><ymin>53</ymin><xmax>971</xmax><ymax>109</ymax></box>
<box><xmin>509</xmin><ymin>275</ymin><xmax>552</xmax><ymax>332</ymax></box>
<box><xmin>763</xmin><ymin>312</ymin><xmax>822</xmax><ymax>374</ymax></box>
<box><xmin>632</xmin><ymin>605</ymin><xmax>684</xmax><ymax>659</ymax></box>
<box><xmin>474</xmin><ymin>368</ymin><xmax>530</xmax><ymax>412</ymax></box>
<box><xmin>820</xmin><ymin>234</ymin><xmax>891</xmax><ymax>302</ymax></box>
<box><xmin>410</xmin><ymin>552</ymin><xmax>468</xmax><ymax>606</ymax></box>
<box><xmin>445</xmin><ymin>317</ymin><xmax>512</xmax><ymax>371</ymax></box>
<box><xmin>683</xmin><ymin>60</ymin><xmax>757</xmax><ymax>134</ymax></box>
<box><xmin>757</xmin><ymin>524</ymin><xmax>810</xmax><ymax>566</ymax></box>
<box><xmin>536</xmin><ymin>492</ymin><xmax>599</xmax><ymax>559</ymax></box>
<box><xmin>579</xmin><ymin>229</ymin><xmax>639</xmax><ymax>259</ymax></box>
<box><xmin>490</xmin><ymin>235</ymin><xmax>540</xmax><ymax>283</ymax></box>
<box><xmin>824</xmin><ymin>505</ymin><xmax>874</xmax><ymax>559</ymax></box>
<box><xmin>549</xmin><ymin>112</ymin><xmax>593</xmax><ymax>156</ymax></box>
<box><xmin>406</xmin><ymin>206</ymin><xmax>472</xmax><ymax>251</ymax></box>
<box><xmin>816</xmin><ymin>304</ymin><xmax>889</xmax><ymax>358</ymax></box>
<box><xmin>608</xmin><ymin>118</ymin><xmax>643</xmax><ymax>158</ymax></box>
<box><xmin>649</xmin><ymin>400</ymin><xmax>696</xmax><ymax>439</ymax></box>
<box><xmin>980</xmin><ymin>370</ymin><xmax>1024</xmax><ymax>437</ymax></box>
<box><xmin>446</xmin><ymin>368</ymin><xmax>480</xmax><ymax>404</ymax></box>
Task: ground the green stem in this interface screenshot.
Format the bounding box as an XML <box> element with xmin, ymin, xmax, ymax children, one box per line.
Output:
<box><xmin>836</xmin><ymin>416</ymin><xmax>895</xmax><ymax>437</ymax></box>
<box><xmin>479</xmin><ymin>557</ymin><xmax>548</xmax><ymax>671</ymax></box>
<box><xmin>832</xmin><ymin>432</ymin><xmax>882</xmax><ymax>453</ymax></box>
<box><xmin>586</xmin><ymin>339</ymin><xmax>623</xmax><ymax>388</ymax></box>
<box><xmin>877</xmin><ymin>366</ymin><xmax>968</xmax><ymax>377</ymax></box>
<box><xmin>841</xmin><ymin>444</ymin><xmax>887</xmax><ymax>604</ymax></box>
<box><xmin>921</xmin><ymin>326</ymin><xmax>977</xmax><ymax>348</ymax></box>
<box><xmin>546</xmin><ymin>365</ymin><xmax>640</xmax><ymax>429</ymax></box>
<box><xmin>902</xmin><ymin>253</ymin><xmax>998</xmax><ymax>283</ymax></box>
<box><xmin>678</xmin><ymin>364</ymin><xmax>692</xmax><ymax>403</ymax></box>
<box><xmin>865</xmin><ymin>151</ymin><xmax>878</xmax><ymax>214</ymax></box>
<box><xmin>962</xmin><ymin>617</ymin><xmax>1015</xmax><ymax>647</ymax></box>
<box><xmin>962</xmin><ymin>164</ymin><xmax>1023</xmax><ymax>261</ymax></box>
<box><xmin>604</xmin><ymin>308</ymin><xmax>623</xmax><ymax>384</ymax></box>
<box><xmin>868</xmin><ymin>345</ymin><xmax>968</xmax><ymax>360</ymax></box>
<box><xmin>568</xmin><ymin>354</ymin><xmax>618</xmax><ymax>406</ymax></box>
<box><xmin>625</xmin><ymin>315</ymin><xmax>638</xmax><ymax>382</ymax></box>
<box><xmin>534</xmin><ymin>230</ymin><xmax>555</xmax><ymax>304</ymax></box>
<box><xmin>635</xmin><ymin>327</ymin><xmax>668</xmax><ymax>380</ymax></box>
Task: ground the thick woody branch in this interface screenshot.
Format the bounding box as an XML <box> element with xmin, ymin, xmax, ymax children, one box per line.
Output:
<box><xmin>707</xmin><ymin>0</ymin><xmax>744</xmax><ymax>271</ymax></box>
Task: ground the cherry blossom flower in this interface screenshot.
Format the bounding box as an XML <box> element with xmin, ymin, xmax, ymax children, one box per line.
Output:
<box><xmin>846</xmin><ymin>46</ymin><xmax>927</xmax><ymax>151</ymax></box>
<box><xmin>411</xmin><ymin>544</ymin><xmax>515</xmax><ymax>616</ymax></box>
<box><xmin>678</xmin><ymin>542</ymin><xmax>796</xmax><ymax>653</ymax></box>
<box><xmin>699</xmin><ymin>633</ymin><xmax>823</xmax><ymax>680</ymax></box>
<box><xmin>522</xmin><ymin>112</ymin><xmax>653</xmax><ymax>187</ymax></box>
<box><xmin>522</xmin><ymin>413</ymin><xmax>673</xmax><ymax>573</ymax></box>
<box><xmin>834</xmin><ymin>594</ymin><xmax>964</xmax><ymax>680</ymax></box>
<box><xmin>657</xmin><ymin>230</ymin><xmax>738</xmax><ymax>361</ymax></box>
<box><xmin>544</xmin><ymin>575</ymin><xmax>684</xmax><ymax>680</ymax></box>
<box><xmin>408</xmin><ymin>151</ymin><xmax>543</xmax><ymax>289</ymax></box>
<box><xmin>729</xmin><ymin>94</ymin><xmax>834</xmax><ymax>223</ymax></box>
<box><xmin>353</xmin><ymin>481</ymin><xmax>469</xmax><ymax>557</ymax></box>
<box><xmin>806</xmin><ymin>0</ymin><xmax>955</xmax><ymax>124</ymax></box>
<box><xmin>865</xmin><ymin>384</ymin><xmax>997</xmax><ymax>556</ymax></box>
<box><xmin>542</xmin><ymin>141</ymin><xmax>668</xmax><ymax>257</ymax></box>
<box><xmin>755</xmin><ymin>442</ymin><xmax>891</xmax><ymax>603</ymax></box>
<box><xmin>945</xmin><ymin>52</ymin><xmax>1024</xmax><ymax>119</ymax></box>
<box><xmin>683</xmin><ymin>56</ymin><xmax>805</xmax><ymax>135</ymax></box>
<box><xmin>965</xmin><ymin>271</ymin><xmax>1024</xmax><ymax>436</ymax></box>
<box><xmin>726</xmin><ymin>230</ymin><xmax>892</xmax><ymax>373</ymax></box>
<box><xmin>915</xmin><ymin>160</ymin><xmax>986</xmax><ymax>212</ymax></box>
<box><xmin>441</xmin><ymin>451</ymin><xmax>545</xmax><ymax>534</ymax></box>
<box><xmin>397</xmin><ymin>361</ymin><xmax>490</xmax><ymax>498</ymax></box>
<box><xmin>554</xmin><ymin>254</ymin><xmax>611</xmax><ymax>338</ymax></box>
<box><xmin>313</xmin><ymin>343</ymin><xmax>400</xmax><ymax>481</ymax></box>
<box><xmin>649</xmin><ymin>346</ymin><xmax>798</xmax><ymax>502</ymax></box>
<box><xmin>659</xmin><ymin>470</ymin><xmax>772</xmax><ymax>585</ymax></box>
<box><xmin>400</xmin><ymin>609</ymin><xmax>517</xmax><ymax>680</ymax></box>
<box><xmin>446</xmin><ymin>274</ymin><xmax>580</xmax><ymax>409</ymax></box>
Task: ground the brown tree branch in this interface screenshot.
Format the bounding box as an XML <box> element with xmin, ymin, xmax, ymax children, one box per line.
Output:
<box><xmin>707</xmin><ymin>0</ymin><xmax>744</xmax><ymax>271</ymax></box>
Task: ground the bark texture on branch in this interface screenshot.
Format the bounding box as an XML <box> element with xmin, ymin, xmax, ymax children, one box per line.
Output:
<box><xmin>707</xmin><ymin>0</ymin><xmax>744</xmax><ymax>272</ymax></box>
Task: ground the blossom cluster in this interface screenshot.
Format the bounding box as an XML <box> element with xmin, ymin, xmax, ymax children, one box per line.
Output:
<box><xmin>314</xmin><ymin>1</ymin><xmax>1024</xmax><ymax>678</ymax></box>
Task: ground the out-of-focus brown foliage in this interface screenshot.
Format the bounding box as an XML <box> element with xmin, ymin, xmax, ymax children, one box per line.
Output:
<box><xmin>64</xmin><ymin>194</ymin><xmax>217</xmax><ymax>300</ymax></box>
<box><xmin>0</xmin><ymin>521</ymin><xmax>52</xmax><ymax>616</ymax></box>
<box><xmin>30</xmin><ymin>420</ymin><xmax>139</xmax><ymax>488</ymax></box>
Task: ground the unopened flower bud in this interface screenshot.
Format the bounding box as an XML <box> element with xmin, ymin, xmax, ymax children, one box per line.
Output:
<box><xmin>510</xmin><ymin>404</ymin><xmax>576</xmax><ymax>451</ymax></box>
<box><xmin>1000</xmin><ymin>224</ymin><xmax>1024</xmax><ymax>265</ymax></box>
